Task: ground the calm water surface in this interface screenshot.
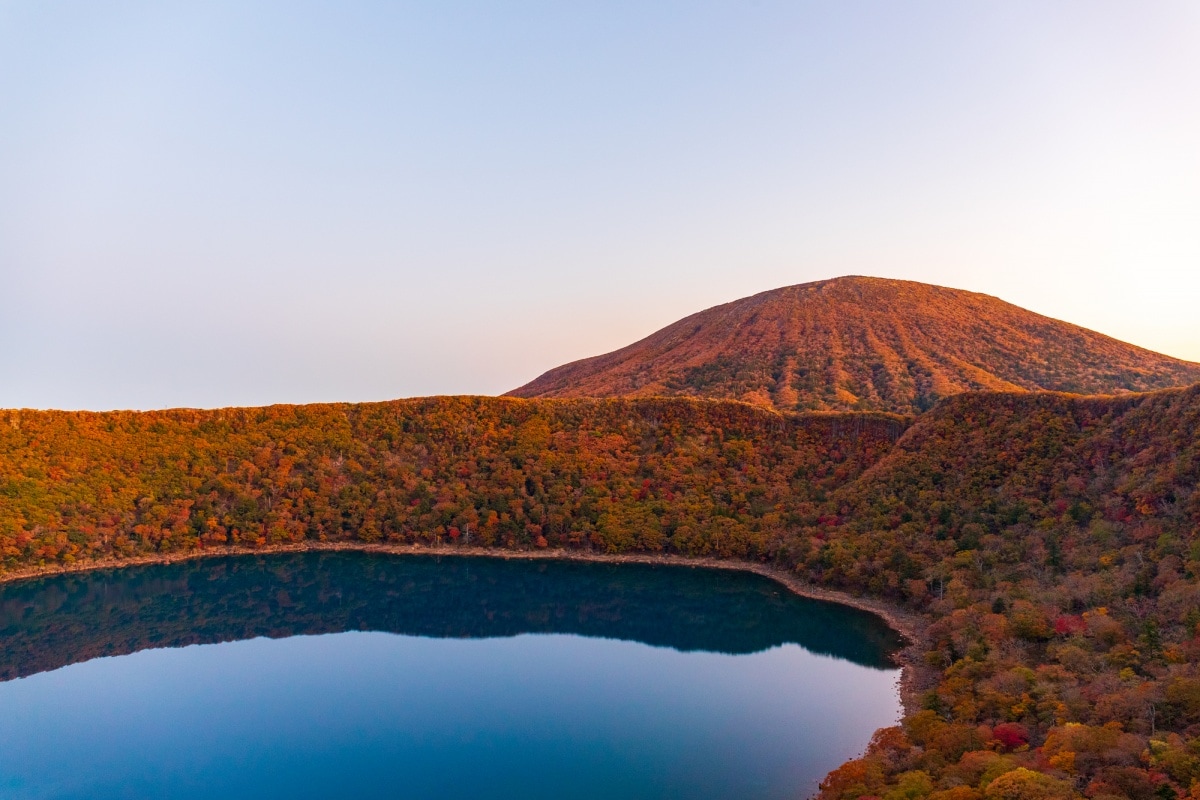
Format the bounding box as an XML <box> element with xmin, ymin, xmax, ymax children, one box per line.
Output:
<box><xmin>0</xmin><ymin>553</ymin><xmax>902</xmax><ymax>799</ymax></box>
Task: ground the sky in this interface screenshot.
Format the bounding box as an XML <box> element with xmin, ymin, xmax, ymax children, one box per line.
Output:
<box><xmin>2</xmin><ymin>1</ymin><xmax>1198</xmax><ymax>411</ymax></box>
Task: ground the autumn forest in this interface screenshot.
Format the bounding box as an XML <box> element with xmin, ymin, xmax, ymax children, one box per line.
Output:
<box><xmin>3</xmin><ymin>279</ymin><xmax>1200</xmax><ymax>800</ymax></box>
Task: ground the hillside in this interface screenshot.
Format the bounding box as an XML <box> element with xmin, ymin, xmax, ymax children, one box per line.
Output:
<box><xmin>508</xmin><ymin>276</ymin><xmax>1200</xmax><ymax>414</ymax></box>
<box><xmin>0</xmin><ymin>397</ymin><xmax>903</xmax><ymax>569</ymax></box>
<box><xmin>804</xmin><ymin>384</ymin><xmax>1200</xmax><ymax>799</ymax></box>
<box><xmin>3</xmin><ymin>387</ymin><xmax>1200</xmax><ymax>797</ymax></box>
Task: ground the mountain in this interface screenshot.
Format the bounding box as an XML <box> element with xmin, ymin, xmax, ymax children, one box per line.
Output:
<box><xmin>508</xmin><ymin>276</ymin><xmax>1200</xmax><ymax>414</ymax></box>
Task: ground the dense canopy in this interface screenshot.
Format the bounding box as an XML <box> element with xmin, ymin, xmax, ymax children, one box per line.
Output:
<box><xmin>3</xmin><ymin>384</ymin><xmax>1200</xmax><ymax>798</ymax></box>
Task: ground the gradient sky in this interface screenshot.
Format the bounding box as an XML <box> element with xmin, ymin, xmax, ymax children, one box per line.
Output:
<box><xmin>2</xmin><ymin>1</ymin><xmax>1198</xmax><ymax>411</ymax></box>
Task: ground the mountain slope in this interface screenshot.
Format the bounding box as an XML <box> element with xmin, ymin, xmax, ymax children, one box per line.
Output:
<box><xmin>792</xmin><ymin>383</ymin><xmax>1200</xmax><ymax>800</ymax></box>
<box><xmin>0</xmin><ymin>397</ymin><xmax>904</xmax><ymax>570</ymax></box>
<box><xmin>508</xmin><ymin>276</ymin><xmax>1200</xmax><ymax>414</ymax></box>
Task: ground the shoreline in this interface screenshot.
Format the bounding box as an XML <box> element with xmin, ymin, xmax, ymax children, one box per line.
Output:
<box><xmin>0</xmin><ymin>541</ymin><xmax>930</xmax><ymax>716</ymax></box>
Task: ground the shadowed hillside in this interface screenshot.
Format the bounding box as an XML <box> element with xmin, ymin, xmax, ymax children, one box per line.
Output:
<box><xmin>508</xmin><ymin>277</ymin><xmax>1200</xmax><ymax>414</ymax></box>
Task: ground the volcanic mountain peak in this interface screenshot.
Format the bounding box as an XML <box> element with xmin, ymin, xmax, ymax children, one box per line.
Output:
<box><xmin>508</xmin><ymin>276</ymin><xmax>1200</xmax><ymax>414</ymax></box>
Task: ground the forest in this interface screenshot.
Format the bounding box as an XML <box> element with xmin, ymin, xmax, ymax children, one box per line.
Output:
<box><xmin>2</xmin><ymin>385</ymin><xmax>1199</xmax><ymax>799</ymax></box>
<box><xmin>0</xmin><ymin>397</ymin><xmax>903</xmax><ymax>564</ymax></box>
<box><xmin>809</xmin><ymin>385</ymin><xmax>1200</xmax><ymax>799</ymax></box>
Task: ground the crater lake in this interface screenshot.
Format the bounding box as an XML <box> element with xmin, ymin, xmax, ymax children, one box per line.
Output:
<box><xmin>0</xmin><ymin>553</ymin><xmax>903</xmax><ymax>799</ymax></box>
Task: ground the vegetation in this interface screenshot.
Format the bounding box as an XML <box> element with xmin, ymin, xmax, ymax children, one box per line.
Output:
<box><xmin>808</xmin><ymin>385</ymin><xmax>1200</xmax><ymax>799</ymax></box>
<box><xmin>0</xmin><ymin>396</ymin><xmax>902</xmax><ymax>566</ymax></box>
<box><xmin>508</xmin><ymin>276</ymin><xmax>1200</xmax><ymax>414</ymax></box>
<box><xmin>3</xmin><ymin>382</ymin><xmax>1200</xmax><ymax>798</ymax></box>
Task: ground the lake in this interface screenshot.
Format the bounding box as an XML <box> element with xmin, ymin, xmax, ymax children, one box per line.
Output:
<box><xmin>0</xmin><ymin>553</ymin><xmax>902</xmax><ymax>799</ymax></box>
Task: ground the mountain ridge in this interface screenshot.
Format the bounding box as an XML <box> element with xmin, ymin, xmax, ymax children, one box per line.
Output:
<box><xmin>508</xmin><ymin>276</ymin><xmax>1200</xmax><ymax>414</ymax></box>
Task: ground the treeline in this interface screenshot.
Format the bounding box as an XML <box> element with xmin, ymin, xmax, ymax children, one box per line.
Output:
<box><xmin>3</xmin><ymin>386</ymin><xmax>1200</xmax><ymax>798</ymax></box>
<box><xmin>0</xmin><ymin>396</ymin><xmax>902</xmax><ymax>568</ymax></box>
<box><xmin>809</xmin><ymin>385</ymin><xmax>1200</xmax><ymax>800</ymax></box>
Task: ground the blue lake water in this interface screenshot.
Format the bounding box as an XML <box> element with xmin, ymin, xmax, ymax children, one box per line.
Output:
<box><xmin>0</xmin><ymin>553</ymin><xmax>902</xmax><ymax>799</ymax></box>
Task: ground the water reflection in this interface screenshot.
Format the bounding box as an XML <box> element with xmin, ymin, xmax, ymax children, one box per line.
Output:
<box><xmin>0</xmin><ymin>552</ymin><xmax>901</xmax><ymax>681</ymax></box>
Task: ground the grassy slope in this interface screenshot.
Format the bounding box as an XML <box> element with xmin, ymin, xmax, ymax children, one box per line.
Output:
<box><xmin>509</xmin><ymin>277</ymin><xmax>1200</xmax><ymax>415</ymax></box>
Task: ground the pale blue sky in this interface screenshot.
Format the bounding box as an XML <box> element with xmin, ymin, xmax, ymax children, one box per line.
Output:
<box><xmin>2</xmin><ymin>1</ymin><xmax>1198</xmax><ymax>410</ymax></box>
